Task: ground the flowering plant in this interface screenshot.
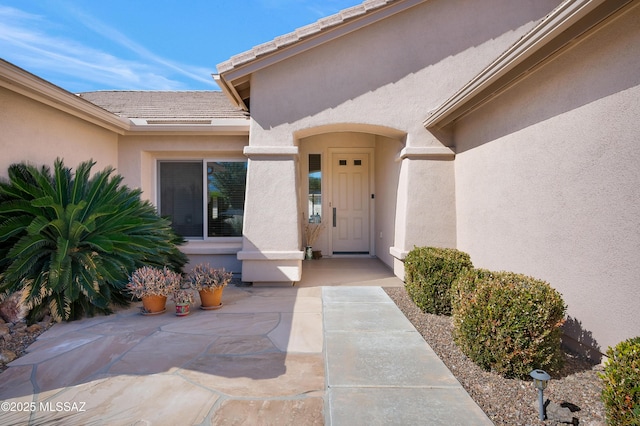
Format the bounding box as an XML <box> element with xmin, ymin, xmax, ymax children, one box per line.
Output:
<box><xmin>187</xmin><ymin>263</ymin><xmax>233</xmax><ymax>291</ymax></box>
<box><xmin>172</xmin><ymin>288</ymin><xmax>195</xmax><ymax>305</ymax></box>
<box><xmin>126</xmin><ymin>266</ymin><xmax>182</xmax><ymax>298</ymax></box>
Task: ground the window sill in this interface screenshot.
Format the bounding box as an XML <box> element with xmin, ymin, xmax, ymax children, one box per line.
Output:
<box><xmin>181</xmin><ymin>240</ymin><xmax>243</xmax><ymax>255</ymax></box>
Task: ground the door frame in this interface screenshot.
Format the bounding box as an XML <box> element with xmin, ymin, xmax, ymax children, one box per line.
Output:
<box><xmin>327</xmin><ymin>147</ymin><xmax>375</xmax><ymax>256</ymax></box>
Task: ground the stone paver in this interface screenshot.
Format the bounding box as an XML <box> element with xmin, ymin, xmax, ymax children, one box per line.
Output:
<box><xmin>0</xmin><ymin>286</ymin><xmax>325</xmax><ymax>425</ymax></box>
<box><xmin>323</xmin><ymin>286</ymin><xmax>493</xmax><ymax>426</ymax></box>
<box><xmin>0</xmin><ymin>259</ymin><xmax>492</xmax><ymax>425</ymax></box>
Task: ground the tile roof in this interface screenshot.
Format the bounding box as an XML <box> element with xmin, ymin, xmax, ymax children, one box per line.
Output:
<box><xmin>77</xmin><ymin>91</ymin><xmax>248</xmax><ymax>121</ymax></box>
<box><xmin>216</xmin><ymin>0</ymin><xmax>399</xmax><ymax>73</ymax></box>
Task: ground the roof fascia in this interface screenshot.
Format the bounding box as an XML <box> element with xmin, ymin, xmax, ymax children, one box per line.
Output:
<box><xmin>0</xmin><ymin>60</ymin><xmax>131</xmax><ymax>134</ymax></box>
<box><xmin>212</xmin><ymin>73</ymin><xmax>249</xmax><ymax>111</ymax></box>
<box><xmin>124</xmin><ymin>118</ymin><xmax>250</xmax><ymax>135</ymax></box>
<box><xmin>423</xmin><ymin>0</ymin><xmax>634</xmax><ymax>129</ymax></box>
<box><xmin>216</xmin><ymin>0</ymin><xmax>425</xmax><ymax>108</ymax></box>
<box><xmin>1</xmin><ymin>60</ymin><xmax>248</xmax><ymax>136</ymax></box>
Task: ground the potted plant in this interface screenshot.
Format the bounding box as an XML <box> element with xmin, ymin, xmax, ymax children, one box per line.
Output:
<box><xmin>303</xmin><ymin>222</ymin><xmax>325</xmax><ymax>260</ymax></box>
<box><xmin>172</xmin><ymin>287</ymin><xmax>194</xmax><ymax>316</ymax></box>
<box><xmin>187</xmin><ymin>263</ymin><xmax>232</xmax><ymax>309</ymax></box>
<box><xmin>127</xmin><ymin>266</ymin><xmax>181</xmax><ymax>315</ymax></box>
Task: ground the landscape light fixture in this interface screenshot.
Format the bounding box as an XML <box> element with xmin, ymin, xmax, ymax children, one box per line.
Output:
<box><xmin>530</xmin><ymin>369</ymin><xmax>551</xmax><ymax>421</ymax></box>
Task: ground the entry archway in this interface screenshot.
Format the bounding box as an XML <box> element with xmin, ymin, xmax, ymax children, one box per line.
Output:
<box><xmin>297</xmin><ymin>125</ymin><xmax>405</xmax><ymax>268</ymax></box>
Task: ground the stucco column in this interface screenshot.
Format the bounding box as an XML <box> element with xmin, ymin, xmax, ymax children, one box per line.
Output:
<box><xmin>390</xmin><ymin>146</ymin><xmax>457</xmax><ymax>279</ymax></box>
<box><xmin>237</xmin><ymin>146</ymin><xmax>304</xmax><ymax>285</ymax></box>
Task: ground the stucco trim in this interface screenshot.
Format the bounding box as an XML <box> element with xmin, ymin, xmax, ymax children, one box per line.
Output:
<box><xmin>125</xmin><ymin>118</ymin><xmax>250</xmax><ymax>135</ymax></box>
<box><xmin>237</xmin><ymin>250</ymin><xmax>305</xmax><ymax>260</ymax></box>
<box><xmin>397</xmin><ymin>147</ymin><xmax>455</xmax><ymax>160</ymax></box>
<box><xmin>389</xmin><ymin>246</ymin><xmax>408</xmax><ymax>260</ymax></box>
<box><xmin>423</xmin><ymin>0</ymin><xmax>635</xmax><ymax>128</ymax></box>
<box><xmin>243</xmin><ymin>146</ymin><xmax>300</xmax><ymax>157</ymax></box>
<box><xmin>181</xmin><ymin>241</ymin><xmax>243</xmax><ymax>255</ymax></box>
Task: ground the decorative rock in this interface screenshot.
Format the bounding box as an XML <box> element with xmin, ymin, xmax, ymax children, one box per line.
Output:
<box><xmin>38</xmin><ymin>315</ymin><xmax>52</xmax><ymax>328</ymax></box>
<box><xmin>0</xmin><ymin>292</ymin><xmax>27</xmax><ymax>323</ymax></box>
<box><xmin>0</xmin><ymin>323</ymin><xmax>10</xmax><ymax>336</ymax></box>
<box><xmin>26</xmin><ymin>324</ymin><xmax>43</xmax><ymax>333</ymax></box>
<box><xmin>546</xmin><ymin>401</ymin><xmax>576</xmax><ymax>424</ymax></box>
<box><xmin>581</xmin><ymin>420</ymin><xmax>606</xmax><ymax>426</ymax></box>
<box><xmin>0</xmin><ymin>349</ymin><xmax>17</xmax><ymax>364</ymax></box>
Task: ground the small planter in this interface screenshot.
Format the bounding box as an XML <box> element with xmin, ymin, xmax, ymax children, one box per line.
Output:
<box><xmin>305</xmin><ymin>246</ymin><xmax>313</xmax><ymax>260</ymax></box>
<box><xmin>141</xmin><ymin>295</ymin><xmax>167</xmax><ymax>315</ymax></box>
<box><xmin>199</xmin><ymin>287</ymin><xmax>224</xmax><ymax>309</ymax></box>
<box><xmin>128</xmin><ymin>266</ymin><xmax>181</xmax><ymax>316</ymax></box>
<box><xmin>188</xmin><ymin>263</ymin><xmax>232</xmax><ymax>310</ymax></box>
<box><xmin>175</xmin><ymin>303</ymin><xmax>190</xmax><ymax>316</ymax></box>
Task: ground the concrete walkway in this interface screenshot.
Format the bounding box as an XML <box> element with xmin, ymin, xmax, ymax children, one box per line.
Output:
<box><xmin>0</xmin><ymin>260</ymin><xmax>492</xmax><ymax>425</ymax></box>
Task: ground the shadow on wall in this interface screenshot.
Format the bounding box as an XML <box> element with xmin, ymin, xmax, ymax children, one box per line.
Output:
<box><xmin>252</xmin><ymin>0</ymin><xmax>555</xmax><ymax>129</ymax></box>
<box><xmin>562</xmin><ymin>316</ymin><xmax>602</xmax><ymax>363</ymax></box>
<box><xmin>453</xmin><ymin>5</ymin><xmax>640</xmax><ymax>154</ymax></box>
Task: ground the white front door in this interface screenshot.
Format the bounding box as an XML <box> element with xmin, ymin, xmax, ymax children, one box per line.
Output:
<box><xmin>331</xmin><ymin>153</ymin><xmax>370</xmax><ymax>254</ymax></box>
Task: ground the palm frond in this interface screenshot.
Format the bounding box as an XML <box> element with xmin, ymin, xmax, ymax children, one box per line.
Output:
<box><xmin>1</xmin><ymin>159</ymin><xmax>187</xmax><ymax>321</ymax></box>
<box><xmin>53</xmin><ymin>158</ymin><xmax>72</xmax><ymax>206</ymax></box>
<box><xmin>0</xmin><ymin>215</ymin><xmax>32</xmax><ymax>241</ymax></box>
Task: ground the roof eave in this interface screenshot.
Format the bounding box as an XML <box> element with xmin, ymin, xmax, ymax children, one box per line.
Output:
<box><xmin>0</xmin><ymin>59</ymin><xmax>131</xmax><ymax>134</ymax></box>
<box><xmin>423</xmin><ymin>0</ymin><xmax>635</xmax><ymax>130</ymax></box>
<box><xmin>212</xmin><ymin>73</ymin><xmax>249</xmax><ymax>111</ymax></box>
<box><xmin>125</xmin><ymin>118</ymin><xmax>250</xmax><ymax>135</ymax></box>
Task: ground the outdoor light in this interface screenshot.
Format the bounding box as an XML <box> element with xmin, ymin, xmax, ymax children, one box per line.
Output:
<box><xmin>530</xmin><ymin>369</ymin><xmax>551</xmax><ymax>421</ymax></box>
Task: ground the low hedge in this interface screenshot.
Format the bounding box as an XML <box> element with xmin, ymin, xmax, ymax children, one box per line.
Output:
<box><xmin>600</xmin><ymin>336</ymin><xmax>640</xmax><ymax>425</ymax></box>
<box><xmin>404</xmin><ymin>247</ymin><xmax>473</xmax><ymax>316</ymax></box>
<box><xmin>452</xmin><ymin>269</ymin><xmax>566</xmax><ymax>378</ymax></box>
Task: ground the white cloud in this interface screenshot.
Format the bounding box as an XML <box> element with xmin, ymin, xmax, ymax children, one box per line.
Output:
<box><xmin>0</xmin><ymin>5</ymin><xmax>216</xmax><ymax>91</ymax></box>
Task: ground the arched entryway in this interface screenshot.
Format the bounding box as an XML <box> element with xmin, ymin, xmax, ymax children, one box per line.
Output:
<box><xmin>296</xmin><ymin>124</ymin><xmax>405</xmax><ymax>270</ymax></box>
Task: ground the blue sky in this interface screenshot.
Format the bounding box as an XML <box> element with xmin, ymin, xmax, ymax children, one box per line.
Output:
<box><xmin>0</xmin><ymin>0</ymin><xmax>363</xmax><ymax>93</ymax></box>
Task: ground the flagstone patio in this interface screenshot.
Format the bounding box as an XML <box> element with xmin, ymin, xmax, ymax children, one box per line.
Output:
<box><xmin>0</xmin><ymin>258</ymin><xmax>491</xmax><ymax>425</ymax></box>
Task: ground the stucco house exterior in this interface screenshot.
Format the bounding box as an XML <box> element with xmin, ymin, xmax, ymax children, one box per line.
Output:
<box><xmin>1</xmin><ymin>0</ymin><xmax>638</xmax><ymax>359</ymax></box>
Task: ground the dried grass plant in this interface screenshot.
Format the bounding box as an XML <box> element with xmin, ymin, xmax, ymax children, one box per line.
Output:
<box><xmin>304</xmin><ymin>222</ymin><xmax>326</xmax><ymax>247</ymax></box>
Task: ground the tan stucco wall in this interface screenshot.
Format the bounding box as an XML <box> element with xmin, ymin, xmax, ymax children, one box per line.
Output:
<box><xmin>241</xmin><ymin>0</ymin><xmax>557</xmax><ymax>281</ymax></box>
<box><xmin>249</xmin><ymin>0</ymin><xmax>556</xmax><ymax>147</ymax></box>
<box><xmin>374</xmin><ymin>135</ymin><xmax>404</xmax><ymax>268</ymax></box>
<box><xmin>0</xmin><ymin>87</ymin><xmax>118</xmax><ymax>178</ymax></box>
<box><xmin>117</xmin><ymin>134</ymin><xmax>248</xmax><ymax>199</ymax></box>
<box><xmin>453</xmin><ymin>4</ymin><xmax>640</xmax><ymax>355</ymax></box>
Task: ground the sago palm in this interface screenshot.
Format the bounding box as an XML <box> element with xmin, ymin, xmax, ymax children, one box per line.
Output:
<box><xmin>0</xmin><ymin>159</ymin><xmax>187</xmax><ymax>322</ymax></box>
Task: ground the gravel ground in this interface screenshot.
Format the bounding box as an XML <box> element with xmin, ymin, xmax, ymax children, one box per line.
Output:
<box><xmin>384</xmin><ymin>287</ymin><xmax>607</xmax><ymax>426</ymax></box>
<box><xmin>0</xmin><ymin>317</ymin><xmax>54</xmax><ymax>373</ymax></box>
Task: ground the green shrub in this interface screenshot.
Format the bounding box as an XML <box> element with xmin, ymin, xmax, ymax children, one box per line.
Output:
<box><xmin>404</xmin><ymin>246</ymin><xmax>473</xmax><ymax>315</ymax></box>
<box><xmin>451</xmin><ymin>269</ymin><xmax>566</xmax><ymax>378</ymax></box>
<box><xmin>0</xmin><ymin>159</ymin><xmax>187</xmax><ymax>322</ymax></box>
<box><xmin>600</xmin><ymin>337</ymin><xmax>640</xmax><ymax>425</ymax></box>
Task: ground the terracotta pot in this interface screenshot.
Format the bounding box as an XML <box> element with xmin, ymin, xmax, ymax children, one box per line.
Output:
<box><xmin>142</xmin><ymin>295</ymin><xmax>167</xmax><ymax>314</ymax></box>
<box><xmin>175</xmin><ymin>303</ymin><xmax>190</xmax><ymax>316</ymax></box>
<box><xmin>199</xmin><ymin>287</ymin><xmax>224</xmax><ymax>308</ymax></box>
